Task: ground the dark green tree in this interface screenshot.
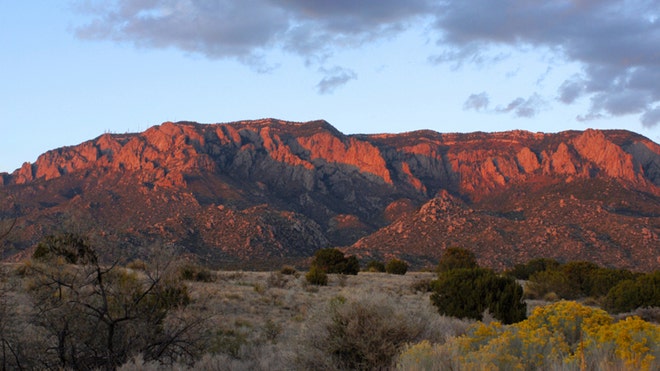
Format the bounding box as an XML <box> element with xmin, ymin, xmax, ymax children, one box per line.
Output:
<box><xmin>560</xmin><ymin>261</ymin><xmax>600</xmax><ymax>298</ymax></box>
<box><xmin>311</xmin><ymin>248</ymin><xmax>359</xmax><ymax>275</ymax></box>
<box><xmin>430</xmin><ymin>268</ymin><xmax>526</xmax><ymax>324</ymax></box>
<box><xmin>436</xmin><ymin>247</ymin><xmax>478</xmax><ymax>273</ymax></box>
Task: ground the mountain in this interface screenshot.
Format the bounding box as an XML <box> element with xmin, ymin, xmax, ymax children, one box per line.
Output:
<box><xmin>1</xmin><ymin>119</ymin><xmax>659</xmax><ymax>270</ymax></box>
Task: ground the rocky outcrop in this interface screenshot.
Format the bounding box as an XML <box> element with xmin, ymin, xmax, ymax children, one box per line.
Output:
<box><xmin>1</xmin><ymin>119</ymin><xmax>658</xmax><ymax>270</ymax></box>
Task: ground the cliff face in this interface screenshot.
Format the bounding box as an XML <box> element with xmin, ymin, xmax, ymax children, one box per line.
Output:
<box><xmin>1</xmin><ymin>119</ymin><xmax>659</xmax><ymax>270</ymax></box>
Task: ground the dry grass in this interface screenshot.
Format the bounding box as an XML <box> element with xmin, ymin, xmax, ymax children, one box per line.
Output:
<box><xmin>2</xmin><ymin>266</ymin><xmax>470</xmax><ymax>370</ymax></box>
<box><xmin>156</xmin><ymin>270</ymin><xmax>464</xmax><ymax>370</ymax></box>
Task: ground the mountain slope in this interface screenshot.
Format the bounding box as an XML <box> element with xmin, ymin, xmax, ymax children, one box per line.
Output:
<box><xmin>1</xmin><ymin>119</ymin><xmax>658</xmax><ymax>270</ymax></box>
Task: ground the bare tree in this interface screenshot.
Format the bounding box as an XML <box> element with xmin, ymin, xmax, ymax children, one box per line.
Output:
<box><xmin>25</xmin><ymin>233</ymin><xmax>203</xmax><ymax>370</ymax></box>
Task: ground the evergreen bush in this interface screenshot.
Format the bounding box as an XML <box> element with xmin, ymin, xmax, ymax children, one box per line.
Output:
<box><xmin>310</xmin><ymin>248</ymin><xmax>359</xmax><ymax>275</ymax></box>
<box><xmin>436</xmin><ymin>247</ymin><xmax>478</xmax><ymax>273</ymax></box>
<box><xmin>385</xmin><ymin>259</ymin><xmax>409</xmax><ymax>275</ymax></box>
<box><xmin>430</xmin><ymin>268</ymin><xmax>526</xmax><ymax>324</ymax></box>
<box><xmin>366</xmin><ymin>260</ymin><xmax>386</xmax><ymax>272</ymax></box>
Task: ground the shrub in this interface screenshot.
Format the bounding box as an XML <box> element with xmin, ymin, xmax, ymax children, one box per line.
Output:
<box><xmin>26</xmin><ymin>242</ymin><xmax>197</xmax><ymax>369</ymax></box>
<box><xmin>410</xmin><ymin>278</ymin><xmax>434</xmax><ymax>293</ymax></box>
<box><xmin>527</xmin><ymin>269</ymin><xmax>572</xmax><ymax>299</ymax></box>
<box><xmin>365</xmin><ymin>260</ymin><xmax>386</xmax><ymax>272</ymax></box>
<box><xmin>587</xmin><ymin>267</ymin><xmax>636</xmax><ymax>297</ymax></box>
<box><xmin>386</xmin><ymin>259</ymin><xmax>409</xmax><ymax>275</ymax></box>
<box><xmin>396</xmin><ymin>340</ymin><xmax>461</xmax><ymax>371</ymax></box>
<box><xmin>343</xmin><ymin>255</ymin><xmax>360</xmax><ymax>275</ymax></box>
<box><xmin>279</xmin><ymin>265</ymin><xmax>298</xmax><ymax>275</ymax></box>
<box><xmin>506</xmin><ymin>257</ymin><xmax>560</xmax><ymax>280</ymax></box>
<box><xmin>525</xmin><ymin>261</ymin><xmax>638</xmax><ymax>301</ymax></box>
<box><xmin>605</xmin><ymin>271</ymin><xmax>660</xmax><ymax>313</ymax></box>
<box><xmin>32</xmin><ymin>233</ymin><xmax>97</xmax><ymax>265</ymax></box>
<box><xmin>560</xmin><ymin>261</ymin><xmax>600</xmax><ymax>298</ymax></box>
<box><xmin>179</xmin><ymin>263</ymin><xmax>215</xmax><ymax>282</ymax></box>
<box><xmin>431</xmin><ymin>268</ymin><xmax>526</xmax><ymax>324</ymax></box>
<box><xmin>402</xmin><ymin>301</ymin><xmax>660</xmax><ymax>371</ymax></box>
<box><xmin>305</xmin><ymin>266</ymin><xmax>328</xmax><ymax>286</ymax></box>
<box><xmin>298</xmin><ymin>294</ymin><xmax>424</xmax><ymax>370</ymax></box>
<box><xmin>436</xmin><ymin>247</ymin><xmax>478</xmax><ymax>273</ymax></box>
<box><xmin>311</xmin><ymin>248</ymin><xmax>359</xmax><ymax>275</ymax></box>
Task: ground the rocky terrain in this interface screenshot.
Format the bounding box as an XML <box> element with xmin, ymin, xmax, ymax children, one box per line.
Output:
<box><xmin>1</xmin><ymin>119</ymin><xmax>659</xmax><ymax>270</ymax></box>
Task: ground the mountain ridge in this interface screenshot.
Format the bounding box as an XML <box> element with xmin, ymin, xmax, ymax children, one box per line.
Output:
<box><xmin>1</xmin><ymin>119</ymin><xmax>659</xmax><ymax>270</ymax></box>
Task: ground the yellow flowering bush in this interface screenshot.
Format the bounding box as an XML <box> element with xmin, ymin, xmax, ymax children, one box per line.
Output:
<box><xmin>397</xmin><ymin>301</ymin><xmax>660</xmax><ymax>371</ymax></box>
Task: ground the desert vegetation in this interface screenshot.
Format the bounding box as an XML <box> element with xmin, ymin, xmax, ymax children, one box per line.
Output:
<box><xmin>0</xmin><ymin>235</ymin><xmax>658</xmax><ymax>370</ymax></box>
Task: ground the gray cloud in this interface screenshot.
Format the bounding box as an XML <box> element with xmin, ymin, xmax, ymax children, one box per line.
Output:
<box><xmin>465</xmin><ymin>92</ymin><xmax>544</xmax><ymax>118</ymax></box>
<box><xmin>642</xmin><ymin>108</ymin><xmax>660</xmax><ymax>128</ymax></box>
<box><xmin>463</xmin><ymin>92</ymin><xmax>489</xmax><ymax>111</ymax></box>
<box><xmin>74</xmin><ymin>0</ymin><xmax>432</xmax><ymax>64</ymax></box>
<box><xmin>74</xmin><ymin>0</ymin><xmax>289</xmax><ymax>70</ymax></box>
<box><xmin>496</xmin><ymin>94</ymin><xmax>545</xmax><ymax>118</ymax></box>
<box><xmin>432</xmin><ymin>0</ymin><xmax>660</xmax><ymax>127</ymax></box>
<box><xmin>72</xmin><ymin>0</ymin><xmax>660</xmax><ymax>123</ymax></box>
<box><xmin>316</xmin><ymin>67</ymin><xmax>357</xmax><ymax>94</ymax></box>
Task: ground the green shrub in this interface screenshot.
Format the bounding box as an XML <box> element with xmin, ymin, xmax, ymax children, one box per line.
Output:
<box><xmin>560</xmin><ymin>261</ymin><xmax>600</xmax><ymax>298</ymax></box>
<box><xmin>506</xmin><ymin>257</ymin><xmax>560</xmax><ymax>279</ymax></box>
<box><xmin>605</xmin><ymin>271</ymin><xmax>660</xmax><ymax>313</ymax></box>
<box><xmin>305</xmin><ymin>266</ymin><xmax>328</xmax><ymax>286</ymax></box>
<box><xmin>179</xmin><ymin>263</ymin><xmax>215</xmax><ymax>282</ymax></box>
<box><xmin>366</xmin><ymin>260</ymin><xmax>386</xmax><ymax>272</ymax></box>
<box><xmin>527</xmin><ymin>262</ymin><xmax>638</xmax><ymax>301</ymax></box>
<box><xmin>343</xmin><ymin>255</ymin><xmax>360</xmax><ymax>275</ymax></box>
<box><xmin>310</xmin><ymin>248</ymin><xmax>359</xmax><ymax>275</ymax></box>
<box><xmin>385</xmin><ymin>259</ymin><xmax>409</xmax><ymax>275</ymax></box>
<box><xmin>587</xmin><ymin>267</ymin><xmax>636</xmax><ymax>297</ymax></box>
<box><xmin>436</xmin><ymin>247</ymin><xmax>478</xmax><ymax>273</ymax></box>
<box><xmin>527</xmin><ymin>269</ymin><xmax>572</xmax><ymax>299</ymax></box>
<box><xmin>431</xmin><ymin>268</ymin><xmax>526</xmax><ymax>324</ymax></box>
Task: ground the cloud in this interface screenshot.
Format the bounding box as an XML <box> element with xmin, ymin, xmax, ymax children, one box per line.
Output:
<box><xmin>463</xmin><ymin>92</ymin><xmax>490</xmax><ymax>111</ymax></box>
<box><xmin>316</xmin><ymin>67</ymin><xmax>357</xmax><ymax>94</ymax></box>
<box><xmin>495</xmin><ymin>94</ymin><xmax>545</xmax><ymax>118</ymax></box>
<box><xmin>641</xmin><ymin>107</ymin><xmax>660</xmax><ymax>128</ymax></box>
<box><xmin>73</xmin><ymin>0</ymin><xmax>432</xmax><ymax>65</ymax></box>
<box><xmin>432</xmin><ymin>0</ymin><xmax>660</xmax><ymax>127</ymax></box>
<box><xmin>465</xmin><ymin>92</ymin><xmax>544</xmax><ymax>118</ymax></box>
<box><xmin>72</xmin><ymin>0</ymin><xmax>660</xmax><ymax>125</ymax></box>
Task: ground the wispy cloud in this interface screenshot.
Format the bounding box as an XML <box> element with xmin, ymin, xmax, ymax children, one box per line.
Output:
<box><xmin>316</xmin><ymin>67</ymin><xmax>357</xmax><ymax>94</ymax></box>
<box><xmin>495</xmin><ymin>94</ymin><xmax>546</xmax><ymax>118</ymax></box>
<box><xmin>464</xmin><ymin>92</ymin><xmax>545</xmax><ymax>118</ymax></box>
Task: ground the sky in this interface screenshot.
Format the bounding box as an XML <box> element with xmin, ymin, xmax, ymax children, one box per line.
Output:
<box><xmin>2</xmin><ymin>0</ymin><xmax>660</xmax><ymax>173</ymax></box>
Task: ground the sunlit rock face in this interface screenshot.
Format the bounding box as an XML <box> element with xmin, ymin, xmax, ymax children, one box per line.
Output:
<box><xmin>1</xmin><ymin>119</ymin><xmax>659</xmax><ymax>270</ymax></box>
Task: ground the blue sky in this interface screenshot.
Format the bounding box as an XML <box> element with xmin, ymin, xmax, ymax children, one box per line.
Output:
<box><xmin>2</xmin><ymin>1</ymin><xmax>659</xmax><ymax>173</ymax></box>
